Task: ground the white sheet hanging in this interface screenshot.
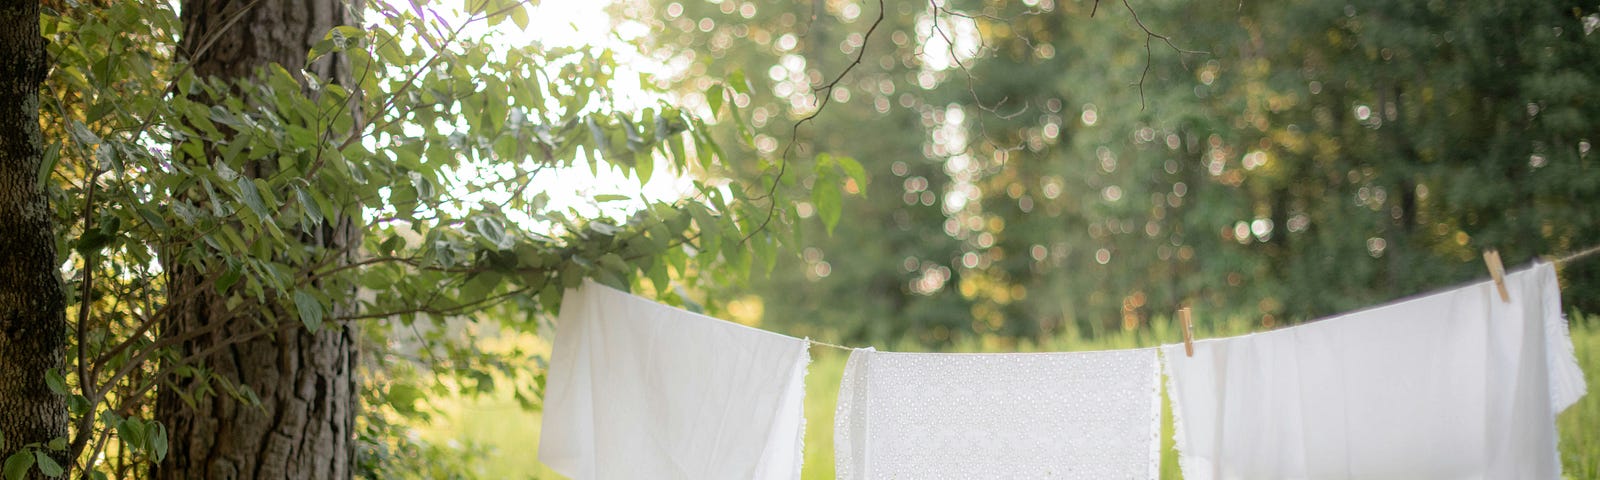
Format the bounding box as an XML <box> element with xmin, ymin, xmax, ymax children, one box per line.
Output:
<box><xmin>835</xmin><ymin>347</ymin><xmax>1162</xmax><ymax>479</ymax></box>
<box><xmin>538</xmin><ymin>280</ymin><xmax>811</xmax><ymax>480</ymax></box>
<box><xmin>1161</xmin><ymin>261</ymin><xmax>1586</xmax><ymax>480</ymax></box>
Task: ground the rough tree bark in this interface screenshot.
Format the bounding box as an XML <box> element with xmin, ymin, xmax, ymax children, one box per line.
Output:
<box><xmin>0</xmin><ymin>0</ymin><xmax>70</xmax><ymax>476</ymax></box>
<box><xmin>152</xmin><ymin>1</ymin><xmax>361</xmax><ymax>478</ymax></box>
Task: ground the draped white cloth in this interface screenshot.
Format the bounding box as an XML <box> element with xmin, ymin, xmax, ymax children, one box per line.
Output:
<box><xmin>1162</xmin><ymin>261</ymin><xmax>1586</xmax><ymax>480</ymax></box>
<box><xmin>538</xmin><ymin>280</ymin><xmax>811</xmax><ymax>480</ymax></box>
<box><xmin>835</xmin><ymin>347</ymin><xmax>1162</xmax><ymax>479</ymax></box>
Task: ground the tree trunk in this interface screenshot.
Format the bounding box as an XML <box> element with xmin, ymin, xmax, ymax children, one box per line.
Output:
<box><xmin>0</xmin><ymin>0</ymin><xmax>70</xmax><ymax>476</ymax></box>
<box><xmin>153</xmin><ymin>1</ymin><xmax>361</xmax><ymax>479</ymax></box>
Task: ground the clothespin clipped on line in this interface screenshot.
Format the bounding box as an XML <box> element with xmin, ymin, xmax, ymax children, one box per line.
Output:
<box><xmin>1483</xmin><ymin>249</ymin><xmax>1510</xmax><ymax>303</ymax></box>
<box><xmin>1179</xmin><ymin>307</ymin><xmax>1194</xmax><ymax>357</ymax></box>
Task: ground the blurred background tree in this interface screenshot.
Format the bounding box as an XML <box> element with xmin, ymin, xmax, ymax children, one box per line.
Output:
<box><xmin>626</xmin><ymin>0</ymin><xmax>1600</xmax><ymax>346</ymax></box>
<box><xmin>624</xmin><ymin>0</ymin><xmax>983</xmax><ymax>345</ymax></box>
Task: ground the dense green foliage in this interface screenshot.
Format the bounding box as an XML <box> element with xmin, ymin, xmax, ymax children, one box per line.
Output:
<box><xmin>624</xmin><ymin>0</ymin><xmax>986</xmax><ymax>344</ymax></box>
<box><xmin>26</xmin><ymin>0</ymin><xmax>839</xmax><ymax>477</ymax></box>
<box><xmin>630</xmin><ymin>0</ymin><xmax>1600</xmax><ymax>345</ymax></box>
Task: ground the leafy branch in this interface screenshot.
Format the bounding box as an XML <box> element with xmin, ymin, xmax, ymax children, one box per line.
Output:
<box><xmin>744</xmin><ymin>0</ymin><xmax>886</xmax><ymax>243</ymax></box>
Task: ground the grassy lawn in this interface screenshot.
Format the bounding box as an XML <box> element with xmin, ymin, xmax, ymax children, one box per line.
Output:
<box><xmin>425</xmin><ymin>315</ymin><xmax>1600</xmax><ymax>479</ymax></box>
<box><xmin>1560</xmin><ymin>315</ymin><xmax>1600</xmax><ymax>479</ymax></box>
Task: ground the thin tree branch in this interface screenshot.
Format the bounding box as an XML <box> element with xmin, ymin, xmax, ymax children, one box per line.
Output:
<box><xmin>741</xmin><ymin>0</ymin><xmax>886</xmax><ymax>244</ymax></box>
<box><xmin>1121</xmin><ymin>0</ymin><xmax>1208</xmax><ymax>110</ymax></box>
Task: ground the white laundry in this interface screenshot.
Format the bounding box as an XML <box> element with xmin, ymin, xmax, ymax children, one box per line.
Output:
<box><xmin>1162</xmin><ymin>261</ymin><xmax>1586</xmax><ymax>480</ymax></box>
<box><xmin>538</xmin><ymin>280</ymin><xmax>811</xmax><ymax>480</ymax></box>
<box><xmin>835</xmin><ymin>347</ymin><xmax>1162</xmax><ymax>479</ymax></box>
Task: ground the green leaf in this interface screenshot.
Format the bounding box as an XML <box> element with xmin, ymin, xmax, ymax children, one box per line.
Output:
<box><xmin>647</xmin><ymin>260</ymin><xmax>671</xmax><ymax>295</ymax></box>
<box><xmin>588</xmin><ymin>222</ymin><xmax>619</xmax><ymax>236</ymax></box>
<box><xmin>728</xmin><ymin>100</ymin><xmax>754</xmax><ymax>146</ymax></box>
<box><xmin>296</xmin><ymin>187</ymin><xmax>324</xmax><ymax>226</ymax></box>
<box><xmin>592</xmin><ymin>194</ymin><xmax>629</xmax><ymax>203</ymax></box>
<box><xmin>461</xmin><ymin>271</ymin><xmax>502</xmax><ymax>303</ymax></box>
<box><xmin>729</xmin><ymin>69</ymin><xmax>751</xmax><ymax>96</ymax></box>
<box><xmin>754</xmin><ymin>232</ymin><xmax>777</xmax><ymax>275</ymax></box>
<box><xmin>236</xmin><ymin>177</ymin><xmax>269</xmax><ymax>219</ymax></box>
<box><xmin>307</xmin><ymin>38</ymin><xmax>336</xmax><ymax>64</ymax></box>
<box><xmin>408</xmin><ymin>171</ymin><xmax>435</xmax><ymax>199</ymax></box>
<box><xmin>473</xmin><ymin>216</ymin><xmax>507</xmax><ymax>247</ymax></box>
<box><xmin>378</xmin><ymin>235</ymin><xmax>404</xmax><ymax>256</ymax></box>
<box><xmin>813</xmin><ymin>175</ymin><xmax>842</xmax><ymax>235</ymax></box>
<box><xmin>37</xmin><ymin>144</ymin><xmax>59</xmax><ymax>186</ymax></box>
<box><xmin>116</xmin><ymin>418</ymin><xmax>145</xmax><ymax>452</ymax></box>
<box><xmin>66</xmin><ymin>395</ymin><xmax>89</xmax><ymax>416</ymax></box>
<box><xmin>528</xmin><ymin>192</ymin><xmax>550</xmax><ymax>212</ymax></box>
<box><xmin>598</xmin><ymin>253</ymin><xmax>630</xmax><ymax>276</ymax></box>
<box><xmin>68</xmin><ymin>120</ymin><xmax>100</xmax><ymax>146</ymax></box>
<box><xmin>292</xmin><ymin>290</ymin><xmax>323</xmax><ymax>332</ymax></box>
<box><xmin>215</xmin><ymin>265</ymin><xmax>243</xmax><ymax>294</ymax></box>
<box><xmin>84</xmin><ymin>101</ymin><xmax>115</xmax><ymax>124</ymax></box>
<box><xmin>33</xmin><ymin>452</ymin><xmax>61</xmax><ymax>478</ymax></box>
<box><xmin>706</xmin><ymin>84</ymin><xmax>724</xmax><ymax>114</ymax></box>
<box><xmin>511</xmin><ymin>6</ymin><xmax>530</xmax><ymax>29</ymax></box>
<box><xmin>136</xmin><ymin>205</ymin><xmax>168</xmax><ymax>233</ymax></box>
<box><xmin>44</xmin><ymin>369</ymin><xmax>68</xmax><ymax>396</ymax></box>
<box><xmin>593</xmin><ymin>268</ymin><xmax>626</xmax><ymax>290</ymax></box>
<box><xmin>96</xmin><ymin>143</ymin><xmax>121</xmax><ymax>173</ymax></box>
<box><xmin>45</xmin><ymin>438</ymin><xmax>64</xmax><ymax>452</ymax></box>
<box><xmin>668</xmin><ymin>131</ymin><xmax>687</xmax><ymax>166</ymax></box>
<box><xmin>148</xmin><ymin>423</ymin><xmax>168</xmax><ymax>463</ymax></box>
<box><xmin>687</xmin><ymin>203</ymin><xmax>720</xmax><ymax>254</ymax></box>
<box><xmin>836</xmin><ymin>156</ymin><xmax>868</xmax><ymax>189</ymax></box>
<box><xmin>692</xmin><ymin>126</ymin><xmax>724</xmax><ymax>170</ymax></box>
<box><xmin>3</xmin><ymin>450</ymin><xmax>33</xmax><ymax>480</ymax></box>
<box><xmin>327</xmin><ymin>25</ymin><xmax>363</xmax><ymax>48</ymax></box>
<box><xmin>585</xmin><ymin>116</ymin><xmax>608</xmax><ymax>163</ymax></box>
<box><xmin>620</xmin><ymin>116</ymin><xmax>645</xmax><ymax>150</ymax></box>
<box><xmin>388</xmin><ymin>384</ymin><xmax>423</xmax><ymax>415</ymax></box>
<box><xmin>635</xmin><ymin>149</ymin><xmax>654</xmax><ymax>185</ymax></box>
<box><xmin>239</xmin><ymin>385</ymin><xmax>262</xmax><ymax>406</ymax></box>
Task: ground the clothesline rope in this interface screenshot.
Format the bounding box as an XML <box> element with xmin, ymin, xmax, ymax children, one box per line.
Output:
<box><xmin>802</xmin><ymin>242</ymin><xmax>1600</xmax><ymax>353</ymax></box>
<box><xmin>1552</xmin><ymin>243</ymin><xmax>1600</xmax><ymax>265</ymax></box>
<box><xmin>807</xmin><ymin>338</ymin><xmax>857</xmax><ymax>351</ymax></box>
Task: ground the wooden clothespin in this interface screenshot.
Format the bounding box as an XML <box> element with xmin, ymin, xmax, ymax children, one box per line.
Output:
<box><xmin>1179</xmin><ymin>307</ymin><xmax>1194</xmax><ymax>357</ymax></box>
<box><xmin>1483</xmin><ymin>249</ymin><xmax>1510</xmax><ymax>303</ymax></box>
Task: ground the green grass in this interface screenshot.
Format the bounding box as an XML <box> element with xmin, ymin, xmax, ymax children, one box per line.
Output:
<box><xmin>426</xmin><ymin>315</ymin><xmax>1600</xmax><ymax>479</ymax></box>
<box><xmin>1559</xmin><ymin>315</ymin><xmax>1600</xmax><ymax>479</ymax></box>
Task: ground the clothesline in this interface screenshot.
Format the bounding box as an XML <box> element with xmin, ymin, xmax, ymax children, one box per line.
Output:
<box><xmin>805</xmin><ymin>242</ymin><xmax>1600</xmax><ymax>353</ymax></box>
<box><xmin>806</xmin><ymin>338</ymin><xmax>856</xmax><ymax>351</ymax></box>
<box><xmin>1553</xmin><ymin>243</ymin><xmax>1600</xmax><ymax>265</ymax></box>
<box><xmin>542</xmin><ymin>263</ymin><xmax>1586</xmax><ymax>479</ymax></box>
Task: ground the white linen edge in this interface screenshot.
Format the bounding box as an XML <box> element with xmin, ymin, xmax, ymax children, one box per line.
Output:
<box><xmin>833</xmin><ymin>347</ymin><xmax>874</xmax><ymax>480</ymax></box>
<box><xmin>1147</xmin><ymin>348</ymin><xmax>1163</xmax><ymax>480</ymax></box>
<box><xmin>1159</xmin><ymin>345</ymin><xmax>1207</xmax><ymax>480</ymax></box>
<box><xmin>1539</xmin><ymin>262</ymin><xmax>1587</xmax><ymax>413</ymax></box>
<box><xmin>791</xmin><ymin>340</ymin><xmax>812</xmax><ymax>480</ymax></box>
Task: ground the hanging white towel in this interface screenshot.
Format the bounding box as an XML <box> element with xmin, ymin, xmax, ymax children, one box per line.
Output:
<box><xmin>1162</xmin><ymin>261</ymin><xmax>1587</xmax><ymax>480</ymax></box>
<box><xmin>538</xmin><ymin>280</ymin><xmax>811</xmax><ymax>480</ymax></box>
<box><xmin>835</xmin><ymin>347</ymin><xmax>1162</xmax><ymax>479</ymax></box>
